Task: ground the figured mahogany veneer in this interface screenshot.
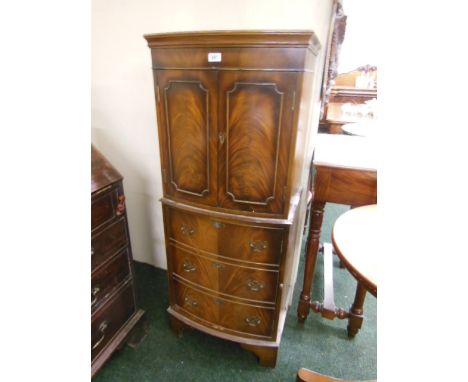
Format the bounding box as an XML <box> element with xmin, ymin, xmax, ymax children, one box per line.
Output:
<box><xmin>91</xmin><ymin>146</ymin><xmax>146</xmax><ymax>377</ymax></box>
<box><xmin>145</xmin><ymin>31</ymin><xmax>321</xmax><ymax>367</ymax></box>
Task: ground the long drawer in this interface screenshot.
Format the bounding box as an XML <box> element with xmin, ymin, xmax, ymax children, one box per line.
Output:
<box><xmin>166</xmin><ymin>207</ymin><xmax>285</xmax><ymax>266</ymax></box>
<box><xmin>169</xmin><ymin>244</ymin><xmax>278</xmax><ymax>304</ymax></box>
<box><xmin>91</xmin><ymin>217</ymin><xmax>128</xmax><ymax>270</ymax></box>
<box><xmin>91</xmin><ymin>248</ymin><xmax>131</xmax><ymax>312</ymax></box>
<box><xmin>92</xmin><ymin>185</ymin><xmax>119</xmax><ymax>232</ymax></box>
<box><xmin>91</xmin><ymin>281</ymin><xmax>135</xmax><ymax>360</ymax></box>
<box><xmin>172</xmin><ymin>278</ymin><xmax>275</xmax><ymax>339</ymax></box>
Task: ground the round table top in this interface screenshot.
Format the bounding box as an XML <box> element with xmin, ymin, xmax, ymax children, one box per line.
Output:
<box><xmin>332</xmin><ymin>204</ymin><xmax>377</xmax><ymax>295</ymax></box>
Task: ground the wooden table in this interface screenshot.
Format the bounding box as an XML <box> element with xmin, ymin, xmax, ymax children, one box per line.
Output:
<box><xmin>297</xmin><ymin>134</ymin><xmax>377</xmax><ymax>324</ymax></box>
<box><xmin>332</xmin><ymin>204</ymin><xmax>377</xmax><ymax>336</ymax></box>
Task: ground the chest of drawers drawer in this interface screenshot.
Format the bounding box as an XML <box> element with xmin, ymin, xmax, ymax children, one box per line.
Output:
<box><xmin>91</xmin><ymin>217</ymin><xmax>128</xmax><ymax>270</ymax></box>
<box><xmin>92</xmin><ymin>186</ymin><xmax>121</xmax><ymax>231</ymax></box>
<box><xmin>91</xmin><ymin>248</ymin><xmax>131</xmax><ymax>312</ymax></box>
<box><xmin>169</xmin><ymin>244</ymin><xmax>279</xmax><ymax>304</ymax></box>
<box><xmin>173</xmin><ymin>278</ymin><xmax>275</xmax><ymax>339</ymax></box>
<box><xmin>166</xmin><ymin>207</ymin><xmax>285</xmax><ymax>266</ymax></box>
<box><xmin>91</xmin><ymin>281</ymin><xmax>136</xmax><ymax>360</ymax></box>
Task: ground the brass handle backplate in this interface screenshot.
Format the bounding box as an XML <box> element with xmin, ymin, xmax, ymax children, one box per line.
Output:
<box><xmin>211</xmin><ymin>262</ymin><xmax>225</xmax><ymax>269</ymax></box>
<box><xmin>180</xmin><ymin>224</ymin><xmax>195</xmax><ymax>236</ymax></box>
<box><xmin>246</xmin><ymin>279</ymin><xmax>264</xmax><ymax>292</ymax></box>
<box><xmin>182</xmin><ymin>260</ymin><xmax>197</xmax><ymax>273</ymax></box>
<box><xmin>91</xmin><ymin>286</ymin><xmax>101</xmax><ymax>306</ymax></box>
<box><xmin>245</xmin><ymin>316</ymin><xmax>261</xmax><ymax>327</ymax></box>
<box><xmin>249</xmin><ymin>240</ymin><xmax>268</xmax><ymax>252</ymax></box>
<box><xmin>210</xmin><ymin>221</ymin><xmax>225</xmax><ymax>229</ymax></box>
<box><xmin>184</xmin><ymin>296</ymin><xmax>199</xmax><ymax>307</ymax></box>
<box><xmin>92</xmin><ymin>320</ymin><xmax>109</xmax><ymax>350</ymax></box>
<box><xmin>213</xmin><ymin>298</ymin><xmax>224</xmax><ymax>305</ymax></box>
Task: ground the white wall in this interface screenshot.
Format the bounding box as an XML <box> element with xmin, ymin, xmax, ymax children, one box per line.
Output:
<box><xmin>92</xmin><ymin>0</ymin><xmax>334</xmax><ymax>269</ymax></box>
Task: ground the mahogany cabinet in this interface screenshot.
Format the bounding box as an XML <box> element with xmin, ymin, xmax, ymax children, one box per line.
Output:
<box><xmin>144</xmin><ymin>31</ymin><xmax>321</xmax><ymax>367</ymax></box>
<box><xmin>91</xmin><ymin>145</ymin><xmax>146</xmax><ymax>377</ymax></box>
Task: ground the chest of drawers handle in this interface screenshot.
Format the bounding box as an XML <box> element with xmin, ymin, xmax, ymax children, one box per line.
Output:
<box><xmin>182</xmin><ymin>260</ymin><xmax>197</xmax><ymax>273</ymax></box>
<box><xmin>249</xmin><ymin>240</ymin><xmax>268</xmax><ymax>252</ymax></box>
<box><xmin>213</xmin><ymin>298</ymin><xmax>224</xmax><ymax>305</ymax></box>
<box><xmin>210</xmin><ymin>220</ymin><xmax>225</xmax><ymax>229</ymax></box>
<box><xmin>184</xmin><ymin>296</ymin><xmax>199</xmax><ymax>307</ymax></box>
<box><xmin>211</xmin><ymin>262</ymin><xmax>225</xmax><ymax>269</ymax></box>
<box><xmin>180</xmin><ymin>225</ymin><xmax>195</xmax><ymax>236</ymax></box>
<box><xmin>246</xmin><ymin>279</ymin><xmax>264</xmax><ymax>292</ymax></box>
<box><xmin>245</xmin><ymin>316</ymin><xmax>261</xmax><ymax>327</ymax></box>
<box><xmin>92</xmin><ymin>320</ymin><xmax>109</xmax><ymax>350</ymax></box>
<box><xmin>91</xmin><ymin>246</ymin><xmax>95</xmax><ymax>256</ymax></box>
<box><xmin>91</xmin><ymin>286</ymin><xmax>101</xmax><ymax>306</ymax></box>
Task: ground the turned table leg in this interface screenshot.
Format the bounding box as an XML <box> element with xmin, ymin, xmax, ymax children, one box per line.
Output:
<box><xmin>298</xmin><ymin>200</ymin><xmax>325</xmax><ymax>323</ymax></box>
<box><xmin>347</xmin><ymin>282</ymin><xmax>367</xmax><ymax>338</ymax></box>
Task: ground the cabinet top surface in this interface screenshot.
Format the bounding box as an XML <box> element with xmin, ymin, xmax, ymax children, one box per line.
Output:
<box><xmin>144</xmin><ymin>30</ymin><xmax>320</xmax><ymax>49</ymax></box>
<box><xmin>91</xmin><ymin>145</ymin><xmax>122</xmax><ymax>193</ymax></box>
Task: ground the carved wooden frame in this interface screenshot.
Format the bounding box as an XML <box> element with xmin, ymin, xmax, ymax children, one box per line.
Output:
<box><xmin>225</xmin><ymin>82</ymin><xmax>284</xmax><ymax>206</ymax></box>
<box><xmin>164</xmin><ymin>80</ymin><xmax>210</xmax><ymax>197</ymax></box>
<box><xmin>320</xmin><ymin>0</ymin><xmax>347</xmax><ymax>121</ymax></box>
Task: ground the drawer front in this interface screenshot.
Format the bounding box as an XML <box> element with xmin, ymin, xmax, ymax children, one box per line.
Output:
<box><xmin>92</xmin><ymin>187</ymin><xmax>118</xmax><ymax>231</ymax></box>
<box><xmin>173</xmin><ymin>279</ymin><xmax>275</xmax><ymax>339</ymax></box>
<box><xmin>91</xmin><ymin>248</ymin><xmax>131</xmax><ymax>312</ymax></box>
<box><xmin>170</xmin><ymin>245</ymin><xmax>279</xmax><ymax>303</ymax></box>
<box><xmin>167</xmin><ymin>207</ymin><xmax>284</xmax><ymax>265</ymax></box>
<box><xmin>91</xmin><ymin>281</ymin><xmax>135</xmax><ymax>360</ymax></box>
<box><xmin>92</xmin><ymin>218</ymin><xmax>128</xmax><ymax>269</ymax></box>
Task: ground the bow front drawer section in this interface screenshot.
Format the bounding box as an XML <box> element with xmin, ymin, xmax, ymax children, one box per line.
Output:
<box><xmin>170</xmin><ymin>245</ymin><xmax>279</xmax><ymax>303</ymax></box>
<box><xmin>172</xmin><ymin>278</ymin><xmax>276</xmax><ymax>339</ymax></box>
<box><xmin>166</xmin><ymin>206</ymin><xmax>285</xmax><ymax>266</ymax></box>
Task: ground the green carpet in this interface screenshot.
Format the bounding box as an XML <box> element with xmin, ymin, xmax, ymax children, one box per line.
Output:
<box><xmin>93</xmin><ymin>204</ymin><xmax>376</xmax><ymax>381</ymax></box>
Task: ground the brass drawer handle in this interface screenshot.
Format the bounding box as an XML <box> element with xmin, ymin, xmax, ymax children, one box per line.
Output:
<box><xmin>91</xmin><ymin>286</ymin><xmax>101</xmax><ymax>306</ymax></box>
<box><xmin>245</xmin><ymin>316</ymin><xmax>261</xmax><ymax>327</ymax></box>
<box><xmin>184</xmin><ymin>296</ymin><xmax>199</xmax><ymax>307</ymax></box>
<box><xmin>249</xmin><ymin>240</ymin><xmax>268</xmax><ymax>252</ymax></box>
<box><xmin>182</xmin><ymin>260</ymin><xmax>197</xmax><ymax>273</ymax></box>
<box><xmin>92</xmin><ymin>320</ymin><xmax>109</xmax><ymax>350</ymax></box>
<box><xmin>180</xmin><ymin>224</ymin><xmax>195</xmax><ymax>236</ymax></box>
<box><xmin>210</xmin><ymin>221</ymin><xmax>225</xmax><ymax>229</ymax></box>
<box><xmin>211</xmin><ymin>262</ymin><xmax>225</xmax><ymax>269</ymax></box>
<box><xmin>246</xmin><ymin>279</ymin><xmax>264</xmax><ymax>292</ymax></box>
<box><xmin>213</xmin><ymin>298</ymin><xmax>224</xmax><ymax>305</ymax></box>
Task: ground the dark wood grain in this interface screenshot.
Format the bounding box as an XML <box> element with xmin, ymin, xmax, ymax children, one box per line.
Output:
<box><xmin>91</xmin><ymin>248</ymin><xmax>131</xmax><ymax>312</ymax></box>
<box><xmin>169</xmin><ymin>244</ymin><xmax>279</xmax><ymax>303</ymax></box>
<box><xmin>91</xmin><ymin>147</ymin><xmax>146</xmax><ymax>377</ymax></box>
<box><xmin>172</xmin><ymin>278</ymin><xmax>275</xmax><ymax>339</ymax></box>
<box><xmin>91</xmin><ymin>145</ymin><xmax>122</xmax><ymax>194</ymax></box>
<box><xmin>91</xmin><ymin>281</ymin><xmax>135</xmax><ymax>360</ymax></box>
<box><xmin>145</xmin><ymin>31</ymin><xmax>320</xmax><ymax>367</ymax></box>
<box><xmin>166</xmin><ymin>205</ymin><xmax>285</xmax><ymax>266</ymax></box>
<box><xmin>218</xmin><ymin>71</ymin><xmax>297</xmax><ymax>215</ymax></box>
<box><xmin>156</xmin><ymin>70</ymin><xmax>218</xmax><ymax>206</ymax></box>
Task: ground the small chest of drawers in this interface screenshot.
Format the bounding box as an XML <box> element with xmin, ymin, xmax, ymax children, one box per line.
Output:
<box><xmin>91</xmin><ymin>145</ymin><xmax>146</xmax><ymax>377</ymax></box>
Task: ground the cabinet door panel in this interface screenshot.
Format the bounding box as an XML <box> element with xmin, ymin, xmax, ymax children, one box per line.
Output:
<box><xmin>156</xmin><ymin>70</ymin><xmax>218</xmax><ymax>206</ymax></box>
<box><xmin>218</xmin><ymin>72</ymin><xmax>297</xmax><ymax>215</ymax></box>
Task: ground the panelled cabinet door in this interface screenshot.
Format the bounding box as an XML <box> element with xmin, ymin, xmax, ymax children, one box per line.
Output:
<box><xmin>156</xmin><ymin>70</ymin><xmax>218</xmax><ymax>207</ymax></box>
<box><xmin>217</xmin><ymin>71</ymin><xmax>298</xmax><ymax>215</ymax></box>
